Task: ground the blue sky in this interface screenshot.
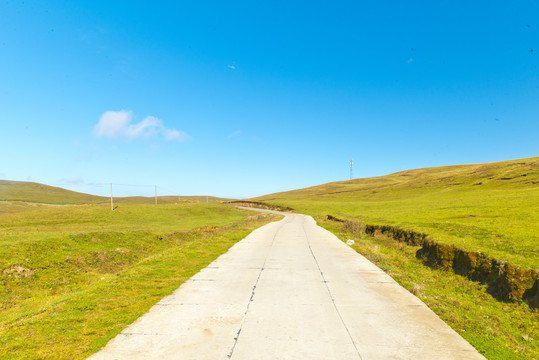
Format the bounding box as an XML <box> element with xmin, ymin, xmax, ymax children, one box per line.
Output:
<box><xmin>1</xmin><ymin>1</ymin><xmax>537</xmax><ymax>198</ymax></box>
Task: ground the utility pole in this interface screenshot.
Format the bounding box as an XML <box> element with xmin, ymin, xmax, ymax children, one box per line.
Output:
<box><xmin>110</xmin><ymin>183</ymin><xmax>114</xmax><ymax>211</ymax></box>
<box><xmin>350</xmin><ymin>158</ymin><xmax>354</xmax><ymax>180</ymax></box>
<box><xmin>155</xmin><ymin>185</ymin><xmax>157</xmax><ymax>205</ymax></box>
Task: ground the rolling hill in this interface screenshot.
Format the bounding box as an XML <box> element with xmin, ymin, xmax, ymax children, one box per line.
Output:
<box><xmin>253</xmin><ymin>156</ymin><xmax>539</xmax><ymax>269</ymax></box>
<box><xmin>0</xmin><ymin>180</ymin><xmax>106</xmax><ymax>204</ymax></box>
<box><xmin>0</xmin><ymin>180</ymin><xmax>230</xmax><ymax>205</ymax></box>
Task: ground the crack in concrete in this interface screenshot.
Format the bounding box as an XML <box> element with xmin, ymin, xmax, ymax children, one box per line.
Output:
<box><xmin>226</xmin><ymin>220</ymin><xmax>284</xmax><ymax>359</ymax></box>
<box><xmin>302</xmin><ymin>219</ymin><xmax>364</xmax><ymax>360</ymax></box>
<box><xmin>190</xmin><ymin>279</ymin><xmax>217</xmax><ymax>281</ymax></box>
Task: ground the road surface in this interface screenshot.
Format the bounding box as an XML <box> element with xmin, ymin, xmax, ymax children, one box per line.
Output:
<box><xmin>88</xmin><ymin>210</ymin><xmax>485</xmax><ymax>360</ymax></box>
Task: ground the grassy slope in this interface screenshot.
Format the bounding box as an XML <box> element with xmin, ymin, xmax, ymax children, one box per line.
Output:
<box><xmin>0</xmin><ymin>180</ymin><xmax>229</xmax><ymax>205</ymax></box>
<box><xmin>255</xmin><ymin>156</ymin><xmax>539</xmax><ymax>269</ymax></box>
<box><xmin>0</xmin><ymin>181</ymin><xmax>106</xmax><ymax>204</ymax></box>
<box><xmin>0</xmin><ymin>202</ymin><xmax>278</xmax><ymax>359</ymax></box>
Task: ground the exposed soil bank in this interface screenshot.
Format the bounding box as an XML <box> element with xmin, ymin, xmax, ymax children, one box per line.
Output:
<box><xmin>227</xmin><ymin>200</ymin><xmax>294</xmax><ymax>212</ymax></box>
<box><xmin>325</xmin><ymin>215</ymin><xmax>538</xmax><ymax>308</ymax></box>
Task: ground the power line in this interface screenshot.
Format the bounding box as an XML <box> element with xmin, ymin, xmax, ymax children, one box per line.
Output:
<box><xmin>45</xmin><ymin>181</ymin><xmax>184</xmax><ymax>202</ymax></box>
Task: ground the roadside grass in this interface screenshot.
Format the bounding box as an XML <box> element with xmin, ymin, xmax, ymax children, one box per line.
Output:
<box><xmin>255</xmin><ymin>157</ymin><xmax>539</xmax><ymax>269</ymax></box>
<box><xmin>321</xmin><ymin>221</ymin><xmax>538</xmax><ymax>360</ymax></box>
<box><xmin>0</xmin><ymin>202</ymin><xmax>279</xmax><ymax>359</ymax></box>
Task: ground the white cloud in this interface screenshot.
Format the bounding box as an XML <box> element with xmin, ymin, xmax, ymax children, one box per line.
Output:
<box><xmin>228</xmin><ymin>64</ymin><xmax>236</xmax><ymax>70</ymax></box>
<box><xmin>94</xmin><ymin>110</ymin><xmax>189</xmax><ymax>142</ymax></box>
<box><xmin>94</xmin><ymin>110</ymin><xmax>132</xmax><ymax>139</ymax></box>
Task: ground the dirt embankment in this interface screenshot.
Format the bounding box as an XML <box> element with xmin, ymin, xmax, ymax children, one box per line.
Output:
<box><xmin>325</xmin><ymin>215</ymin><xmax>539</xmax><ymax>308</ymax></box>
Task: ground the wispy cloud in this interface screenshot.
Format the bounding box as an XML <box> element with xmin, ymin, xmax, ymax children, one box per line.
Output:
<box><xmin>163</xmin><ymin>128</ymin><xmax>190</xmax><ymax>142</ymax></box>
<box><xmin>228</xmin><ymin>130</ymin><xmax>242</xmax><ymax>138</ymax></box>
<box><xmin>68</xmin><ymin>177</ymin><xmax>84</xmax><ymax>184</ymax></box>
<box><xmin>57</xmin><ymin>177</ymin><xmax>85</xmax><ymax>185</ymax></box>
<box><xmin>94</xmin><ymin>110</ymin><xmax>190</xmax><ymax>142</ymax></box>
<box><xmin>227</xmin><ymin>64</ymin><xmax>236</xmax><ymax>70</ymax></box>
<box><xmin>126</xmin><ymin>116</ymin><xmax>162</xmax><ymax>139</ymax></box>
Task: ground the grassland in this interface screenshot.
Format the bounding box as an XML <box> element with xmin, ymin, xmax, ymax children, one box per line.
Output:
<box><xmin>255</xmin><ymin>157</ymin><xmax>538</xmax><ymax>269</ymax></box>
<box><xmin>0</xmin><ymin>201</ymin><xmax>278</xmax><ymax>359</ymax></box>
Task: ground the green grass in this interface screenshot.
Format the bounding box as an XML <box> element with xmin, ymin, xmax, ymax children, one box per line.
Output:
<box><xmin>0</xmin><ymin>202</ymin><xmax>278</xmax><ymax>359</ymax></box>
<box><xmin>321</xmin><ymin>220</ymin><xmax>538</xmax><ymax>360</ymax></box>
<box><xmin>255</xmin><ymin>157</ymin><xmax>539</xmax><ymax>269</ymax></box>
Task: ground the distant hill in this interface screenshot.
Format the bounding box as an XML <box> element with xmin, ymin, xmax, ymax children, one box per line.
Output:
<box><xmin>0</xmin><ymin>180</ymin><xmax>231</xmax><ymax>205</ymax></box>
<box><xmin>117</xmin><ymin>195</ymin><xmax>231</xmax><ymax>204</ymax></box>
<box><xmin>0</xmin><ymin>180</ymin><xmax>107</xmax><ymax>205</ymax></box>
<box><xmin>253</xmin><ymin>156</ymin><xmax>539</xmax><ymax>269</ymax></box>
<box><xmin>255</xmin><ymin>156</ymin><xmax>538</xmax><ymax>203</ymax></box>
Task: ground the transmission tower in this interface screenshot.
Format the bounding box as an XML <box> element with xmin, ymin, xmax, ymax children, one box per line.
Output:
<box><xmin>350</xmin><ymin>157</ymin><xmax>354</xmax><ymax>180</ymax></box>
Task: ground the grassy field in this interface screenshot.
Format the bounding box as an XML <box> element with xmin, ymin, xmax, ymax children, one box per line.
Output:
<box><xmin>322</xmin><ymin>220</ymin><xmax>538</xmax><ymax>360</ymax></box>
<box><xmin>255</xmin><ymin>157</ymin><xmax>539</xmax><ymax>269</ymax></box>
<box><xmin>0</xmin><ymin>201</ymin><xmax>278</xmax><ymax>359</ymax></box>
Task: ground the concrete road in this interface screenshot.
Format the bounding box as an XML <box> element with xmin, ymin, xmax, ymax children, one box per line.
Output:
<box><xmin>88</xmin><ymin>211</ymin><xmax>486</xmax><ymax>360</ymax></box>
